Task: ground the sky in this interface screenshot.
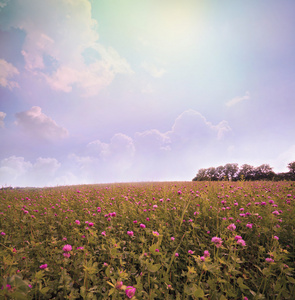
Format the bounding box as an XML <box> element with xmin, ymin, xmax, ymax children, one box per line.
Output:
<box><xmin>0</xmin><ymin>0</ymin><xmax>295</xmax><ymax>187</ymax></box>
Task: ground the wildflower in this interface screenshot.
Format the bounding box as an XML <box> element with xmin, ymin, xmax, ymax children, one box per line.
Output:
<box><xmin>63</xmin><ymin>244</ymin><xmax>72</xmax><ymax>252</ymax></box>
<box><xmin>265</xmin><ymin>258</ymin><xmax>274</xmax><ymax>263</ymax></box>
<box><xmin>127</xmin><ymin>231</ymin><xmax>134</xmax><ymax>236</ymax></box>
<box><xmin>101</xmin><ymin>231</ymin><xmax>106</xmax><ymax>236</ymax></box>
<box><xmin>1</xmin><ymin>284</ymin><xmax>12</xmax><ymax>290</ymax></box>
<box><xmin>273</xmin><ymin>236</ymin><xmax>279</xmax><ymax>240</ymax></box>
<box><xmin>204</xmin><ymin>250</ymin><xmax>210</xmax><ymax>257</ymax></box>
<box><xmin>152</xmin><ymin>231</ymin><xmax>159</xmax><ymax>237</ymax></box>
<box><xmin>62</xmin><ymin>237</ymin><xmax>67</xmax><ymax>241</ymax></box>
<box><xmin>88</xmin><ymin>222</ymin><xmax>94</xmax><ymax>227</ymax></box>
<box><xmin>125</xmin><ymin>286</ymin><xmax>136</xmax><ymax>299</ymax></box>
<box><xmin>77</xmin><ymin>247</ymin><xmax>84</xmax><ymax>250</ymax></box>
<box><xmin>63</xmin><ymin>252</ymin><xmax>71</xmax><ymax>258</ymax></box>
<box><xmin>175</xmin><ymin>252</ymin><xmax>179</xmax><ymax>257</ymax></box>
<box><xmin>246</xmin><ymin>223</ymin><xmax>253</xmax><ymax>229</ymax></box>
<box><xmin>227</xmin><ymin>223</ymin><xmax>236</xmax><ymax>231</ymax></box>
<box><xmin>155</xmin><ymin>249</ymin><xmax>159</xmax><ymax>252</ymax></box>
<box><xmin>272</xmin><ymin>210</ymin><xmax>280</xmax><ymax>215</ymax></box>
<box><xmin>115</xmin><ymin>281</ymin><xmax>123</xmax><ymax>290</ymax></box>
<box><xmin>236</xmin><ymin>239</ymin><xmax>246</xmax><ymax>246</ymax></box>
<box><xmin>200</xmin><ymin>256</ymin><xmax>205</xmax><ymax>261</ymax></box>
<box><xmin>235</xmin><ymin>235</ymin><xmax>243</xmax><ymax>240</ymax></box>
<box><xmin>39</xmin><ymin>264</ymin><xmax>48</xmax><ymax>269</ymax></box>
<box><xmin>211</xmin><ymin>237</ymin><xmax>223</xmax><ymax>248</ymax></box>
<box><xmin>171</xmin><ymin>237</ymin><xmax>175</xmax><ymax>241</ymax></box>
<box><xmin>0</xmin><ymin>232</ymin><xmax>5</xmax><ymax>236</ymax></box>
<box><xmin>188</xmin><ymin>250</ymin><xmax>194</xmax><ymax>254</ymax></box>
<box><xmin>140</xmin><ymin>223</ymin><xmax>146</xmax><ymax>228</ymax></box>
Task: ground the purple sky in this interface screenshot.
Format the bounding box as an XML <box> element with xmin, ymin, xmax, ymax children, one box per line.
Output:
<box><xmin>1</xmin><ymin>0</ymin><xmax>295</xmax><ymax>187</ymax></box>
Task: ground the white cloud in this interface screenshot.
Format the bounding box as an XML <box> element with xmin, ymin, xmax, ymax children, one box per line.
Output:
<box><xmin>0</xmin><ymin>156</ymin><xmax>62</xmax><ymax>187</ymax></box>
<box><xmin>15</xmin><ymin>106</ymin><xmax>69</xmax><ymax>140</ymax></box>
<box><xmin>167</xmin><ymin>109</ymin><xmax>231</xmax><ymax>143</ymax></box>
<box><xmin>0</xmin><ymin>156</ymin><xmax>32</xmax><ymax>186</ymax></box>
<box><xmin>0</xmin><ymin>59</ymin><xmax>19</xmax><ymax>89</ymax></box>
<box><xmin>141</xmin><ymin>62</ymin><xmax>166</xmax><ymax>78</ymax></box>
<box><xmin>88</xmin><ymin>133</ymin><xmax>135</xmax><ymax>161</ymax></box>
<box><xmin>226</xmin><ymin>91</ymin><xmax>250</xmax><ymax>107</ymax></box>
<box><xmin>2</xmin><ymin>0</ymin><xmax>132</xmax><ymax>96</ymax></box>
<box><xmin>0</xmin><ymin>111</ymin><xmax>6</xmax><ymax>128</ymax></box>
<box><xmin>135</xmin><ymin>129</ymin><xmax>171</xmax><ymax>153</ymax></box>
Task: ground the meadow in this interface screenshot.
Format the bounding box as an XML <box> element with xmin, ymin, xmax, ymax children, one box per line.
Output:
<box><xmin>0</xmin><ymin>181</ymin><xmax>294</xmax><ymax>299</ymax></box>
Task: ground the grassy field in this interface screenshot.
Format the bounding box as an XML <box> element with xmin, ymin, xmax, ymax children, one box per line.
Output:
<box><xmin>0</xmin><ymin>181</ymin><xmax>294</xmax><ymax>299</ymax></box>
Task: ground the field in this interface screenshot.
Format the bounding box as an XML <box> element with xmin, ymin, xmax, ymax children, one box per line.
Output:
<box><xmin>0</xmin><ymin>181</ymin><xmax>294</xmax><ymax>299</ymax></box>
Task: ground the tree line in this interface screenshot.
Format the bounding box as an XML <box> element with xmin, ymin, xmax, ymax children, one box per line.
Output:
<box><xmin>192</xmin><ymin>162</ymin><xmax>295</xmax><ymax>181</ymax></box>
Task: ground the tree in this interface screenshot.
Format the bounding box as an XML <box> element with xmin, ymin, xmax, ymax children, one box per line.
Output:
<box><xmin>238</xmin><ymin>164</ymin><xmax>255</xmax><ymax>180</ymax></box>
<box><xmin>287</xmin><ymin>161</ymin><xmax>295</xmax><ymax>175</ymax></box>
<box><xmin>192</xmin><ymin>168</ymin><xmax>208</xmax><ymax>181</ymax></box>
<box><xmin>224</xmin><ymin>163</ymin><xmax>239</xmax><ymax>181</ymax></box>
<box><xmin>254</xmin><ymin>164</ymin><xmax>275</xmax><ymax>180</ymax></box>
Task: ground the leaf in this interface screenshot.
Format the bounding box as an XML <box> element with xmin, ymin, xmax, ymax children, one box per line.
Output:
<box><xmin>147</xmin><ymin>263</ymin><xmax>161</xmax><ymax>273</ymax></box>
<box><xmin>237</xmin><ymin>277</ymin><xmax>249</xmax><ymax>290</ymax></box>
<box><xmin>193</xmin><ymin>286</ymin><xmax>205</xmax><ymax>298</ymax></box>
<box><xmin>40</xmin><ymin>286</ymin><xmax>50</xmax><ymax>295</ymax></box>
<box><xmin>287</xmin><ymin>276</ymin><xmax>295</xmax><ymax>284</ymax></box>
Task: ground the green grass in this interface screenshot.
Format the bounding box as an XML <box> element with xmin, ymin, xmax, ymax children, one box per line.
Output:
<box><xmin>0</xmin><ymin>181</ymin><xmax>294</xmax><ymax>299</ymax></box>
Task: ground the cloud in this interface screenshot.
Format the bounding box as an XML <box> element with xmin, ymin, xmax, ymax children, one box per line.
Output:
<box><xmin>0</xmin><ymin>156</ymin><xmax>32</xmax><ymax>186</ymax></box>
<box><xmin>0</xmin><ymin>59</ymin><xmax>19</xmax><ymax>89</ymax></box>
<box><xmin>134</xmin><ymin>129</ymin><xmax>171</xmax><ymax>153</ymax></box>
<box><xmin>15</xmin><ymin>106</ymin><xmax>69</xmax><ymax>140</ymax></box>
<box><xmin>0</xmin><ymin>156</ymin><xmax>62</xmax><ymax>187</ymax></box>
<box><xmin>0</xmin><ymin>111</ymin><xmax>6</xmax><ymax>128</ymax></box>
<box><xmin>87</xmin><ymin>133</ymin><xmax>135</xmax><ymax>161</ymax></box>
<box><xmin>226</xmin><ymin>91</ymin><xmax>250</xmax><ymax>107</ymax></box>
<box><xmin>1</xmin><ymin>0</ymin><xmax>132</xmax><ymax>96</ymax></box>
<box><xmin>167</xmin><ymin>109</ymin><xmax>231</xmax><ymax>143</ymax></box>
<box><xmin>141</xmin><ymin>62</ymin><xmax>166</xmax><ymax>78</ymax></box>
<box><xmin>45</xmin><ymin>45</ymin><xmax>132</xmax><ymax>97</ymax></box>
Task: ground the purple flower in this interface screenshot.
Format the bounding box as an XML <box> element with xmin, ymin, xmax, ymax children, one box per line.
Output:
<box><xmin>101</xmin><ymin>231</ymin><xmax>106</xmax><ymax>236</ymax></box>
<box><xmin>246</xmin><ymin>223</ymin><xmax>253</xmax><ymax>229</ymax></box>
<box><xmin>39</xmin><ymin>264</ymin><xmax>48</xmax><ymax>269</ymax></box>
<box><xmin>265</xmin><ymin>258</ymin><xmax>274</xmax><ymax>263</ymax></box>
<box><xmin>188</xmin><ymin>250</ymin><xmax>194</xmax><ymax>254</ymax></box>
<box><xmin>227</xmin><ymin>223</ymin><xmax>236</xmax><ymax>231</ymax></box>
<box><xmin>236</xmin><ymin>239</ymin><xmax>246</xmax><ymax>247</ymax></box>
<box><xmin>75</xmin><ymin>220</ymin><xmax>81</xmax><ymax>225</ymax></box>
<box><xmin>171</xmin><ymin>237</ymin><xmax>175</xmax><ymax>241</ymax></box>
<box><xmin>115</xmin><ymin>281</ymin><xmax>123</xmax><ymax>290</ymax></box>
<box><xmin>175</xmin><ymin>252</ymin><xmax>179</xmax><ymax>257</ymax></box>
<box><xmin>204</xmin><ymin>250</ymin><xmax>210</xmax><ymax>257</ymax></box>
<box><xmin>125</xmin><ymin>286</ymin><xmax>136</xmax><ymax>299</ymax></box>
<box><xmin>0</xmin><ymin>232</ymin><xmax>5</xmax><ymax>236</ymax></box>
<box><xmin>63</xmin><ymin>244</ymin><xmax>72</xmax><ymax>252</ymax></box>
<box><xmin>211</xmin><ymin>236</ymin><xmax>223</xmax><ymax>248</ymax></box>
<box><xmin>127</xmin><ymin>231</ymin><xmax>134</xmax><ymax>236</ymax></box>
<box><xmin>140</xmin><ymin>223</ymin><xmax>146</xmax><ymax>228</ymax></box>
<box><xmin>273</xmin><ymin>236</ymin><xmax>279</xmax><ymax>240</ymax></box>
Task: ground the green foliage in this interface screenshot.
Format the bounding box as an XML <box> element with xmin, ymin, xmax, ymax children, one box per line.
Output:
<box><xmin>0</xmin><ymin>181</ymin><xmax>294</xmax><ymax>299</ymax></box>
